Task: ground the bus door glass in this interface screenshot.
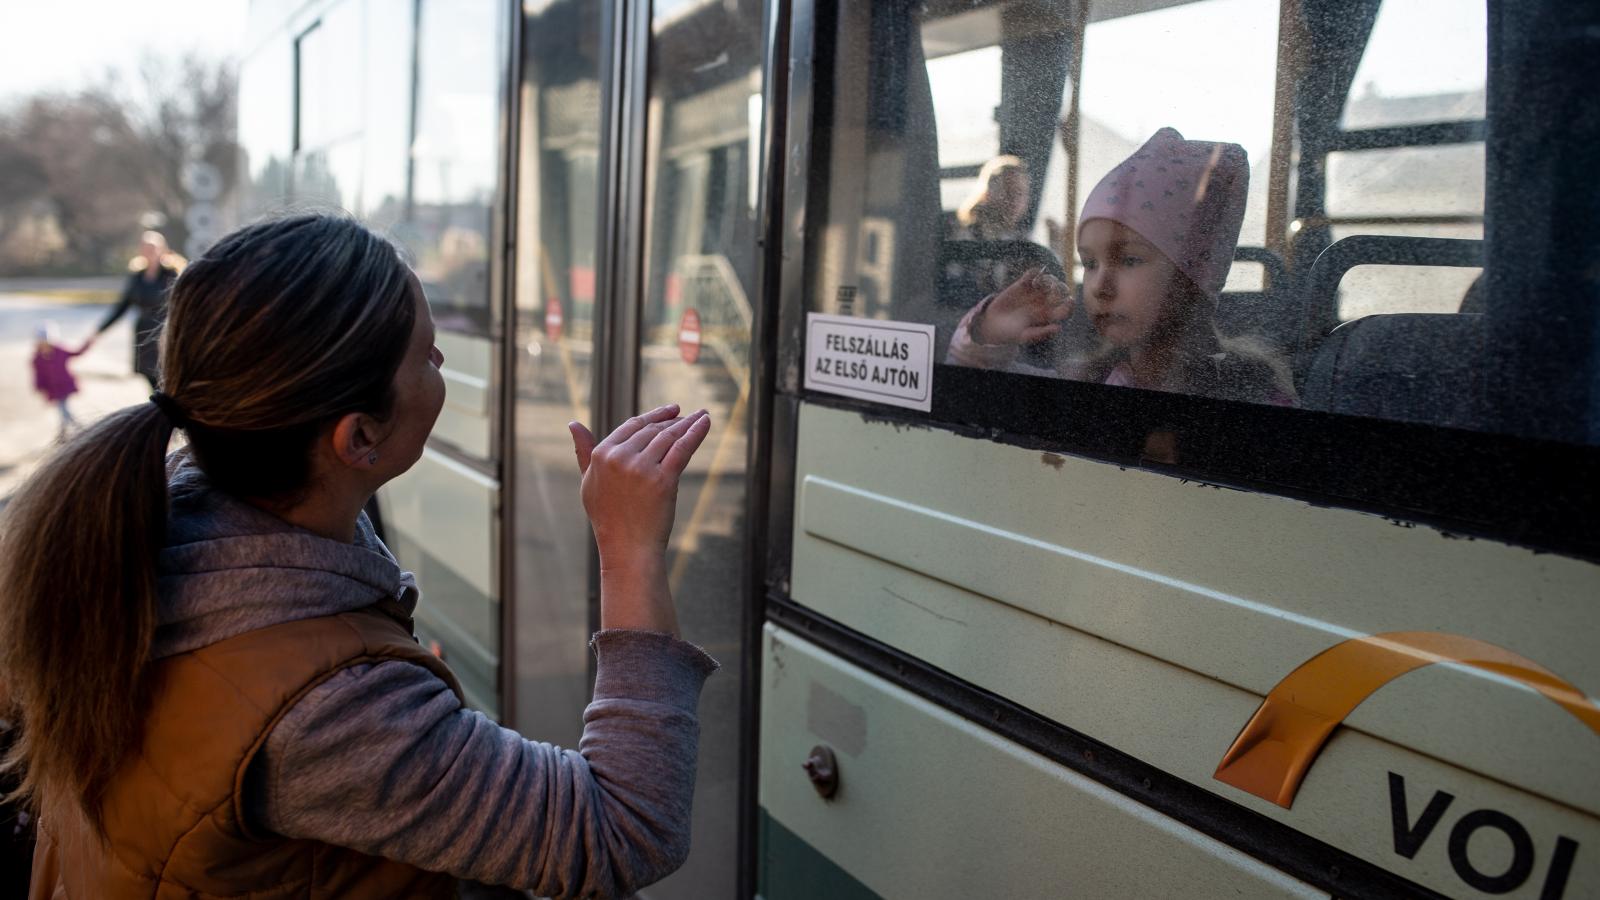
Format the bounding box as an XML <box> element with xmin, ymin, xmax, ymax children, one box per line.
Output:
<box><xmin>507</xmin><ymin>0</ymin><xmax>605</xmax><ymax>748</ymax></box>
<box><xmin>635</xmin><ymin>0</ymin><xmax>765</xmax><ymax>895</ymax></box>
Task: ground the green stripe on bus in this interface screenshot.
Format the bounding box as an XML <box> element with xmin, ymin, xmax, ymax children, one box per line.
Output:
<box><xmin>758</xmin><ymin>809</ymin><xmax>882</xmax><ymax>900</ymax></box>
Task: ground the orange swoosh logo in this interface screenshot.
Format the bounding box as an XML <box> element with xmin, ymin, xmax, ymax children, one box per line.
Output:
<box><xmin>1214</xmin><ymin>631</ymin><xmax>1600</xmax><ymax>808</ymax></box>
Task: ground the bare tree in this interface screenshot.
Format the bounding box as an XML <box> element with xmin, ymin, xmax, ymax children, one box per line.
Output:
<box><xmin>124</xmin><ymin>54</ymin><xmax>239</xmax><ymax>256</ymax></box>
<box><xmin>0</xmin><ymin>53</ymin><xmax>237</xmax><ymax>276</ymax></box>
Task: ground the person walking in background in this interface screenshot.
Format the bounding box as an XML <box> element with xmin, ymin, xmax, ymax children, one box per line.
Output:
<box><xmin>1</xmin><ymin>214</ymin><xmax>717</xmax><ymax>898</ymax></box>
<box><xmin>30</xmin><ymin>323</ymin><xmax>92</xmax><ymax>440</ymax></box>
<box><xmin>96</xmin><ymin>230</ymin><xmax>182</xmax><ymax>389</ymax></box>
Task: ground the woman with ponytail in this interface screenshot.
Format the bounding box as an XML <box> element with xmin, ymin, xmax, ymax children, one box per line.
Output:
<box><xmin>0</xmin><ymin>213</ymin><xmax>717</xmax><ymax>898</ymax></box>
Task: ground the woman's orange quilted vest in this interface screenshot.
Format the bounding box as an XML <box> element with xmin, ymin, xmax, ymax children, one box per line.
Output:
<box><xmin>30</xmin><ymin>605</ymin><xmax>465</xmax><ymax>899</ymax></box>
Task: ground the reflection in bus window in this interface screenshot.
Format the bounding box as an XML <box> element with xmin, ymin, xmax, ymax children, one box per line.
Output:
<box><xmin>362</xmin><ymin>0</ymin><xmax>415</xmax><ymax>232</ymax></box>
<box><xmin>636</xmin><ymin>1</ymin><xmax>764</xmax><ymax>896</ymax></box>
<box><xmin>236</xmin><ymin>35</ymin><xmax>292</xmax><ymax>217</ymax></box>
<box><xmin>508</xmin><ymin>0</ymin><xmax>603</xmax><ymax>753</ymax></box>
<box><xmin>403</xmin><ymin>0</ymin><xmax>504</xmax><ymax>335</ymax></box>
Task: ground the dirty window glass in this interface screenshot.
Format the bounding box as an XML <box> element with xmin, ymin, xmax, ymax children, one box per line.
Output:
<box><xmin>1339</xmin><ymin>0</ymin><xmax>1486</xmax><ymax>129</ymax></box>
<box><xmin>806</xmin><ymin>0</ymin><xmax>1585</xmax><ymax>443</ymax></box>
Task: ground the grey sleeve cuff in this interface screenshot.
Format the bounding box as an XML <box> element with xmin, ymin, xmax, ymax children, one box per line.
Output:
<box><xmin>590</xmin><ymin>629</ymin><xmax>720</xmax><ymax>712</ymax></box>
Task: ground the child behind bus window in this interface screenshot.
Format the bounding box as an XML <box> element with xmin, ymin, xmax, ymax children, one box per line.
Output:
<box><xmin>948</xmin><ymin>127</ymin><xmax>1295</xmax><ymax>407</ymax></box>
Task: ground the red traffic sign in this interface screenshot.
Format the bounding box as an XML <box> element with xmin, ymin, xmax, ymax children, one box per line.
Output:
<box><xmin>679</xmin><ymin>308</ymin><xmax>702</xmax><ymax>364</ymax></box>
<box><xmin>545</xmin><ymin>299</ymin><xmax>564</xmax><ymax>342</ymax></box>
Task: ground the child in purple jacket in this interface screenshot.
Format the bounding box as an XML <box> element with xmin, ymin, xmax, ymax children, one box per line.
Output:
<box><xmin>31</xmin><ymin>324</ymin><xmax>93</xmax><ymax>438</ymax></box>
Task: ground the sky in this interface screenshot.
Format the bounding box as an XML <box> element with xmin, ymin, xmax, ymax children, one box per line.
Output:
<box><xmin>0</xmin><ymin>1</ymin><xmax>250</xmax><ymax>103</ymax></box>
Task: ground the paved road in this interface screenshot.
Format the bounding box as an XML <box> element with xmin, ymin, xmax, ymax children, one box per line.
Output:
<box><xmin>0</xmin><ymin>293</ymin><xmax>149</xmax><ymax>505</ymax></box>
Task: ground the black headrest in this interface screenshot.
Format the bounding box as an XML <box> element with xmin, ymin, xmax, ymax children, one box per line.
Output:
<box><xmin>1302</xmin><ymin>313</ymin><xmax>1486</xmax><ymax>430</ymax></box>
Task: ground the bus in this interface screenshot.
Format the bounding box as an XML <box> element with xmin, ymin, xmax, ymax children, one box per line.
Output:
<box><xmin>235</xmin><ymin>0</ymin><xmax>1599</xmax><ymax>896</ymax></box>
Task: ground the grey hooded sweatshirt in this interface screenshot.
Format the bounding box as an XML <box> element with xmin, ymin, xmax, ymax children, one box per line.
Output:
<box><xmin>156</xmin><ymin>453</ymin><xmax>719</xmax><ymax>897</ymax></box>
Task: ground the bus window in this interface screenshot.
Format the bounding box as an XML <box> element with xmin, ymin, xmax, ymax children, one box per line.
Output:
<box><xmin>1325</xmin><ymin>0</ymin><xmax>1486</xmax><ymax>320</ymax></box>
<box><xmin>361</xmin><ymin>0</ymin><xmax>415</xmax><ymax>233</ymax></box>
<box><xmin>807</xmin><ymin>1</ymin><xmax>1595</xmax><ymax>441</ymax></box>
<box><xmin>402</xmin><ymin>0</ymin><xmax>504</xmax><ymax>336</ymax></box>
<box><xmin>236</xmin><ymin>33</ymin><xmax>293</xmax><ymax>218</ymax></box>
<box><xmin>926</xmin><ymin>45</ymin><xmax>1002</xmax><ymax>212</ymax></box>
<box><xmin>1339</xmin><ymin>0</ymin><xmax>1486</xmax><ymax>130</ymax></box>
<box><xmin>291</xmin><ymin>7</ymin><xmax>365</xmax><ymax>212</ymax></box>
<box><xmin>816</xmin><ymin>0</ymin><xmax>1294</xmax><ymax>407</ymax></box>
<box><xmin>1063</xmin><ymin>0</ymin><xmax>1278</xmax><ymax>253</ymax></box>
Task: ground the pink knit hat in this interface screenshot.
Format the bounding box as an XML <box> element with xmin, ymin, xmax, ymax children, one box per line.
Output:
<box><xmin>1078</xmin><ymin>127</ymin><xmax>1249</xmax><ymax>298</ymax></box>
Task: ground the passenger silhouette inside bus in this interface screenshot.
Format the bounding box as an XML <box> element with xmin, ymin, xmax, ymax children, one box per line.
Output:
<box><xmin>942</xmin><ymin>156</ymin><xmax>1056</xmax><ymax>319</ymax></box>
<box><xmin>947</xmin><ymin>128</ymin><xmax>1296</xmax><ymax>407</ymax></box>
<box><xmin>953</xmin><ymin>156</ymin><xmax>1032</xmax><ymax>243</ymax></box>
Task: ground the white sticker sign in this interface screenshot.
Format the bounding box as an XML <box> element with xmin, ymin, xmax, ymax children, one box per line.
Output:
<box><xmin>805</xmin><ymin>313</ymin><xmax>935</xmax><ymax>411</ymax></box>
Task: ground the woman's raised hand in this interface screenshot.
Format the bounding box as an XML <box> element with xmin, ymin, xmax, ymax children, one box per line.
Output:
<box><xmin>567</xmin><ymin>404</ymin><xmax>712</xmax><ymax>634</ymax></box>
<box><xmin>972</xmin><ymin>267</ymin><xmax>1073</xmax><ymax>346</ymax></box>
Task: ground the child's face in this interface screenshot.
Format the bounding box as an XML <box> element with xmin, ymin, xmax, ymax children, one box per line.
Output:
<box><xmin>1078</xmin><ymin>219</ymin><xmax>1180</xmax><ymax>350</ymax></box>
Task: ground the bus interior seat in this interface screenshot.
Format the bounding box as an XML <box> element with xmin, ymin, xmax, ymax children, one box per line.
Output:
<box><xmin>1301</xmin><ymin>312</ymin><xmax>1486</xmax><ymax>429</ymax></box>
<box><xmin>1458</xmin><ymin>272</ymin><xmax>1487</xmax><ymax>315</ymax></box>
<box><xmin>1291</xmin><ymin>235</ymin><xmax>1484</xmax><ymax>391</ymax></box>
<box><xmin>1215</xmin><ymin>246</ymin><xmax>1294</xmax><ymax>354</ymax></box>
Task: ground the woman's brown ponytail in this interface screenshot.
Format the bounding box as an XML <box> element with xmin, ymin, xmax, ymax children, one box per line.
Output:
<box><xmin>0</xmin><ymin>403</ymin><xmax>176</xmax><ymax>835</ymax></box>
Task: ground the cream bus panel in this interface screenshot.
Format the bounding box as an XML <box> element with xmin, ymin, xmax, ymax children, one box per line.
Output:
<box><xmin>789</xmin><ymin>402</ymin><xmax>1600</xmax><ymax>898</ymax></box>
<box><xmin>385</xmin><ymin>446</ymin><xmax>497</xmax><ymax>601</ymax></box>
<box><xmin>759</xmin><ymin>624</ymin><xmax>1327</xmax><ymax>899</ymax></box>
<box><xmin>433</xmin><ymin>330</ymin><xmax>493</xmax><ymax>460</ymax></box>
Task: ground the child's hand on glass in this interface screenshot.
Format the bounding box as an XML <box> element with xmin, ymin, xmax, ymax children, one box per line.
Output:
<box><xmin>971</xmin><ymin>267</ymin><xmax>1073</xmax><ymax>346</ymax></box>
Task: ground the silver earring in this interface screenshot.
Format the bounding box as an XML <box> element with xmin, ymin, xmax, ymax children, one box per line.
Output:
<box><xmin>368</xmin><ymin>452</ymin><xmax>379</xmax><ymax>465</ymax></box>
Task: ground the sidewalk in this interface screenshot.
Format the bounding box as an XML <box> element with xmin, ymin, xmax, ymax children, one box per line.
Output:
<box><xmin>0</xmin><ymin>276</ymin><xmax>121</xmax><ymax>302</ymax></box>
<box><xmin>0</xmin><ymin>292</ymin><xmax>150</xmax><ymax>507</ymax></box>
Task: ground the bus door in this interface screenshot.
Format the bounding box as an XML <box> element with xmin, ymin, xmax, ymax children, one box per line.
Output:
<box><xmin>513</xmin><ymin>1</ymin><xmax>765</xmax><ymax>896</ymax></box>
<box><xmin>757</xmin><ymin>1</ymin><xmax>1600</xmax><ymax>897</ymax></box>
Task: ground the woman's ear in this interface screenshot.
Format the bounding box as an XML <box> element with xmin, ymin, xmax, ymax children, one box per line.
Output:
<box><xmin>330</xmin><ymin>412</ymin><xmax>383</xmax><ymax>470</ymax></box>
